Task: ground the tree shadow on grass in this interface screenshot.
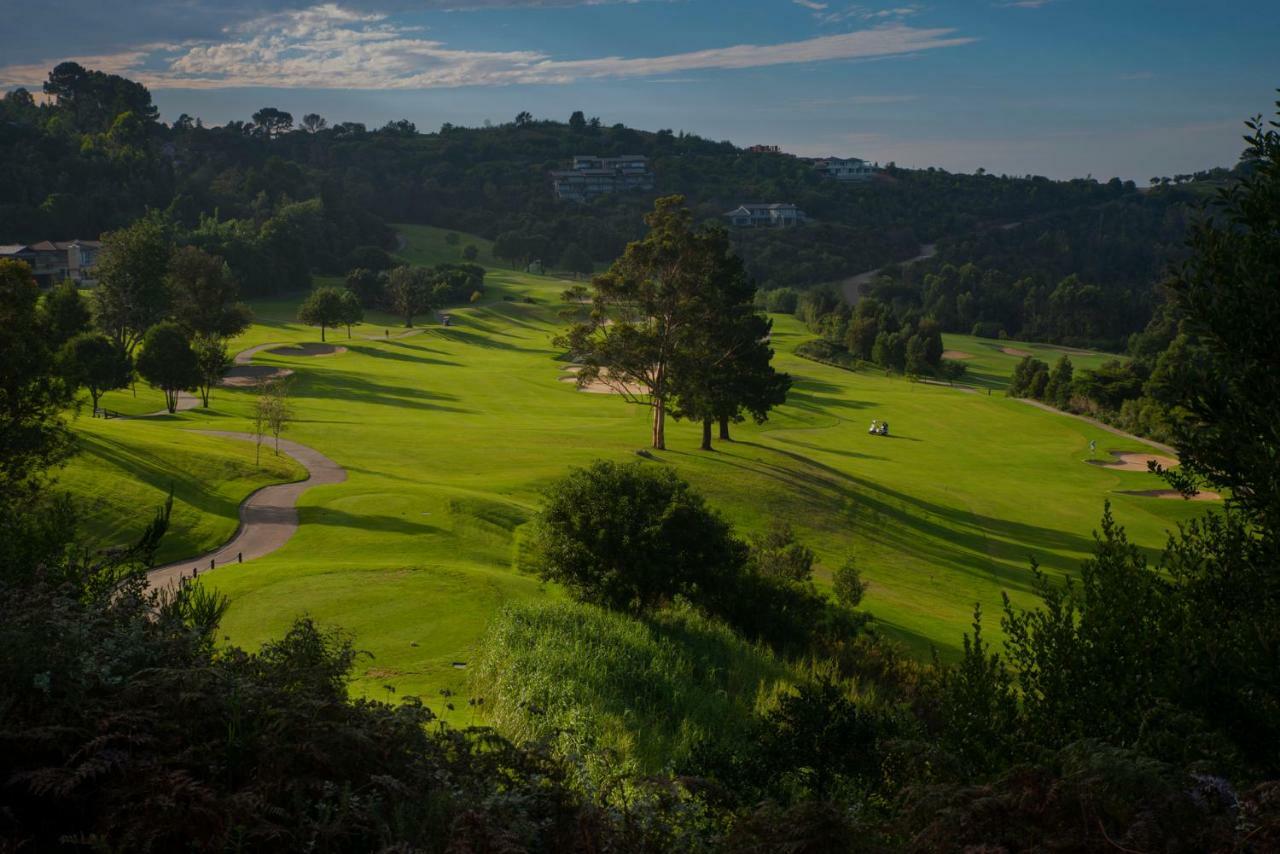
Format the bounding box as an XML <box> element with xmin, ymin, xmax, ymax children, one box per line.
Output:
<box><xmin>342</xmin><ymin>344</ymin><xmax>462</xmax><ymax>367</ymax></box>
<box><xmin>712</xmin><ymin>439</ymin><xmax>1111</xmax><ymax>595</ymax></box>
<box><xmin>433</xmin><ymin>327</ymin><xmax>544</xmax><ymax>353</ymax></box>
<box><xmin>76</xmin><ymin>432</ymin><xmax>249</xmax><ymax>519</ymax></box>
<box><xmin>771</xmin><ymin>435</ymin><xmax>887</xmax><ymax>462</ymax></box>
<box><xmin>785</xmin><ymin>388</ymin><xmax>874</xmax><ymax>415</ymax></box>
<box><xmin>305</xmin><ymin>506</ymin><xmax>444</xmax><ymax>537</ymax></box>
<box><xmin>296</xmin><ymin>371</ymin><xmax>474</xmax><ymax>414</ymax></box>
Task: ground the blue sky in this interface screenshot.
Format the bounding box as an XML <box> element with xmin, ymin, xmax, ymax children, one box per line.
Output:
<box><xmin>2</xmin><ymin>0</ymin><xmax>1276</xmax><ymax>179</ymax></box>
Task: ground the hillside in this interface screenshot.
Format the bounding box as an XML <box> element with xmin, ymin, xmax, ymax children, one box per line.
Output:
<box><xmin>1</xmin><ymin>62</ymin><xmax>1225</xmax><ymax>348</ymax></box>
<box><xmin>52</xmin><ymin>224</ymin><xmax>1211</xmax><ymax>710</ymax></box>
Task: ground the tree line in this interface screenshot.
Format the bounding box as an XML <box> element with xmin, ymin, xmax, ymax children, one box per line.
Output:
<box><xmin>2</xmin><ymin>214</ymin><xmax>252</xmax><ymax>418</ymax></box>
<box><xmin>4</xmin><ymin>61</ymin><xmax>1189</xmax><ymax>310</ymax></box>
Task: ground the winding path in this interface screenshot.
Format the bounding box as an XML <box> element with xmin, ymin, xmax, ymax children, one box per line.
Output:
<box><xmin>147</xmin><ymin>431</ymin><xmax>347</xmax><ymax>590</ymax></box>
<box><xmin>840</xmin><ymin>243</ymin><xmax>937</xmax><ymax>305</ymax></box>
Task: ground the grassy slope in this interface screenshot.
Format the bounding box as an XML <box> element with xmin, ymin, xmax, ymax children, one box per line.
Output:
<box><xmin>939</xmin><ymin>332</ymin><xmax>1119</xmax><ymax>390</ymax></box>
<box><xmin>472</xmin><ymin>600</ymin><xmax>794</xmax><ymax>775</ymax></box>
<box><xmin>53</xmin><ymin>223</ymin><xmax>1207</xmax><ymax>720</ymax></box>
<box><xmin>56</xmin><ymin>410</ymin><xmax>304</xmax><ymax>564</ymax></box>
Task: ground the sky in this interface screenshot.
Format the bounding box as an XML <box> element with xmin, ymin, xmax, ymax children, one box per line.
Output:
<box><xmin>1</xmin><ymin>0</ymin><xmax>1276</xmax><ymax>180</ymax></box>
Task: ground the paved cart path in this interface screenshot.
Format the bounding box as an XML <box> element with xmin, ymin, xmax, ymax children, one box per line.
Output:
<box><xmin>147</xmin><ymin>431</ymin><xmax>346</xmax><ymax>589</ymax></box>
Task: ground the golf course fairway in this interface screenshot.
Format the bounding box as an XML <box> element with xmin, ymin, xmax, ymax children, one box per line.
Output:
<box><xmin>60</xmin><ymin>224</ymin><xmax>1212</xmax><ymax>714</ymax></box>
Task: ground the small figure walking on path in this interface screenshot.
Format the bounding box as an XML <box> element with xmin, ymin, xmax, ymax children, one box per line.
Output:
<box><xmin>238</xmin><ymin>551</ymin><xmax>243</xmax><ymax>563</ymax></box>
<box><xmin>1089</xmin><ymin>439</ymin><xmax>1097</xmax><ymax>457</ymax></box>
<box><xmin>385</xmin><ymin>329</ymin><xmax>389</xmax><ymax>338</ymax></box>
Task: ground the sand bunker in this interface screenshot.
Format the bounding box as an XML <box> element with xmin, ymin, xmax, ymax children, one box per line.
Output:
<box><xmin>1088</xmin><ymin>450</ymin><xmax>1179</xmax><ymax>472</ymax></box>
<box><xmin>221</xmin><ymin>366</ymin><xmax>294</xmax><ymax>387</ymax></box>
<box><xmin>942</xmin><ymin>350</ymin><xmax>974</xmax><ymax>360</ymax></box>
<box><xmin>559</xmin><ymin>364</ymin><xmax>648</xmax><ymax>396</ymax></box>
<box><xmin>1115</xmin><ymin>489</ymin><xmax>1221</xmax><ymax>502</ymax></box>
<box><xmin>1000</xmin><ymin>346</ymin><xmax>1034</xmax><ymax>357</ymax></box>
<box><xmin>268</xmin><ymin>343</ymin><xmax>347</xmax><ymax>357</ymax></box>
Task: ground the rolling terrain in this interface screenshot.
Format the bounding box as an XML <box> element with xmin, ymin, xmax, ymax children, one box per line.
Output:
<box><xmin>60</xmin><ymin>224</ymin><xmax>1209</xmax><ymax>712</ymax></box>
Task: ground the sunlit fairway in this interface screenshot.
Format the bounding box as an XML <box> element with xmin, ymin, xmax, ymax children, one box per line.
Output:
<box><xmin>937</xmin><ymin>332</ymin><xmax>1120</xmax><ymax>390</ymax></box>
<box><xmin>57</xmin><ymin>224</ymin><xmax>1210</xmax><ymax>715</ymax></box>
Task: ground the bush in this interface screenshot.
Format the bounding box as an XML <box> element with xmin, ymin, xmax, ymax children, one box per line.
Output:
<box><xmin>526</xmin><ymin>460</ymin><xmax>746</xmax><ymax>614</ymax></box>
<box><xmin>832</xmin><ymin>555</ymin><xmax>868</xmax><ymax>608</ymax></box>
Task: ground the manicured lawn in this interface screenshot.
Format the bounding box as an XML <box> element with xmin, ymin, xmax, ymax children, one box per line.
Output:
<box><xmin>940</xmin><ymin>332</ymin><xmax>1118</xmax><ymax>389</ymax></box>
<box><xmin>57</xmin><ymin>411</ymin><xmax>304</xmax><ymax>564</ymax></box>
<box><xmin>54</xmin><ymin>227</ymin><xmax>1210</xmax><ymax>720</ymax></box>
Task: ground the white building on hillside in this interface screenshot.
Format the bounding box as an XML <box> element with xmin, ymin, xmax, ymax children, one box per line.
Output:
<box><xmin>552</xmin><ymin>154</ymin><xmax>655</xmax><ymax>202</ymax></box>
<box><xmin>812</xmin><ymin>157</ymin><xmax>877</xmax><ymax>181</ymax></box>
<box><xmin>724</xmin><ymin>203</ymin><xmax>806</xmax><ymax>227</ymax></box>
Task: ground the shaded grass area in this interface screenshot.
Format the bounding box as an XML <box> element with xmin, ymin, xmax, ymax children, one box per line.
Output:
<box><xmin>471</xmin><ymin>600</ymin><xmax>795</xmax><ymax>775</ymax></box>
<box><xmin>56</xmin><ymin>415</ymin><xmax>304</xmax><ymax>564</ymax></box>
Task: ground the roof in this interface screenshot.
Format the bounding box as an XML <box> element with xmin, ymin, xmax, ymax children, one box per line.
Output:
<box><xmin>27</xmin><ymin>240</ymin><xmax>59</xmax><ymax>252</ymax></box>
<box><xmin>724</xmin><ymin>203</ymin><xmax>801</xmax><ymax>215</ymax></box>
<box><xmin>0</xmin><ymin>244</ymin><xmax>30</xmax><ymax>255</ymax></box>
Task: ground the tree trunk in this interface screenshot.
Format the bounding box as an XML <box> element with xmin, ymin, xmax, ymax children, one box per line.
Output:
<box><xmin>701</xmin><ymin>417</ymin><xmax>713</xmax><ymax>451</ymax></box>
<box><xmin>651</xmin><ymin>398</ymin><xmax>666</xmax><ymax>450</ymax></box>
<box><xmin>165</xmin><ymin>389</ymin><xmax>177</xmax><ymax>414</ymax></box>
<box><xmin>321</xmin><ymin>325</ymin><xmax>326</xmax><ymax>342</ymax></box>
<box><xmin>719</xmin><ymin>414</ymin><xmax>731</xmax><ymax>441</ymax></box>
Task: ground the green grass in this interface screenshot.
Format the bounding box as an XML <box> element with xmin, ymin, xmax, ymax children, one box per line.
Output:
<box><xmin>56</xmin><ymin>411</ymin><xmax>303</xmax><ymax>563</ymax></box>
<box><xmin>940</xmin><ymin>332</ymin><xmax>1118</xmax><ymax>390</ymax></box>
<box><xmin>471</xmin><ymin>600</ymin><xmax>795</xmax><ymax>776</ymax></box>
<box><xmin>52</xmin><ymin>225</ymin><xmax>1212</xmax><ymax>722</ymax></box>
<box><xmin>392</xmin><ymin>223</ymin><xmax>499</xmax><ymax>269</ymax></box>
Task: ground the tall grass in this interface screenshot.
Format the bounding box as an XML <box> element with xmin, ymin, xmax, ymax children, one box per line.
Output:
<box><xmin>470</xmin><ymin>599</ymin><xmax>797</xmax><ymax>778</ymax></box>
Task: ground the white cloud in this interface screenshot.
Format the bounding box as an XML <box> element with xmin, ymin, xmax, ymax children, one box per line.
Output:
<box><xmin>792</xmin><ymin>0</ymin><xmax>830</xmax><ymax>10</ymax></box>
<box><xmin>998</xmin><ymin>0</ymin><xmax>1054</xmax><ymax>8</ymax></box>
<box><xmin>0</xmin><ymin>3</ymin><xmax>975</xmax><ymax>91</ymax></box>
<box><xmin>813</xmin><ymin>4</ymin><xmax>921</xmax><ymax>25</ymax></box>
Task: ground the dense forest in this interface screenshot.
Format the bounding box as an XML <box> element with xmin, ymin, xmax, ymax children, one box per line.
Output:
<box><xmin>1</xmin><ymin>60</ymin><xmax>1215</xmax><ymax>315</ymax></box>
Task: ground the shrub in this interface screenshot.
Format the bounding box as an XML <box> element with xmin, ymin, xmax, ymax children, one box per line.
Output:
<box><xmin>832</xmin><ymin>555</ymin><xmax>868</xmax><ymax>608</ymax></box>
<box><xmin>526</xmin><ymin>460</ymin><xmax>746</xmax><ymax>614</ymax></box>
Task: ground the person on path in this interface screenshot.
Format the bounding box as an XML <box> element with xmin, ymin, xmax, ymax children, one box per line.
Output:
<box><xmin>869</xmin><ymin>419</ymin><xmax>878</xmax><ymax>435</ymax></box>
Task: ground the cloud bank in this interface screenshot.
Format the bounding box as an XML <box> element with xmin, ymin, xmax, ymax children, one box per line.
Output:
<box><xmin>1</xmin><ymin>2</ymin><xmax>974</xmax><ymax>91</ymax></box>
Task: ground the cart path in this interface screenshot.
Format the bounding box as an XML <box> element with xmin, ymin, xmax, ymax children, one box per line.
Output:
<box><xmin>840</xmin><ymin>243</ymin><xmax>937</xmax><ymax>305</ymax></box>
<box><xmin>147</xmin><ymin>431</ymin><xmax>347</xmax><ymax>590</ymax></box>
<box><xmin>1015</xmin><ymin>398</ymin><xmax>1177</xmax><ymax>455</ymax></box>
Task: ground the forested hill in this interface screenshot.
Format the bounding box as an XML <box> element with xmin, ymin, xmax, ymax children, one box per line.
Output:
<box><xmin>0</xmin><ymin>61</ymin><xmax>1235</xmax><ymax>321</ymax></box>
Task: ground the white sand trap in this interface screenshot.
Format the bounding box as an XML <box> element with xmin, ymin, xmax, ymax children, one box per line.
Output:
<box><xmin>942</xmin><ymin>350</ymin><xmax>974</xmax><ymax>360</ymax></box>
<box><xmin>1116</xmin><ymin>489</ymin><xmax>1221</xmax><ymax>501</ymax></box>
<box><xmin>221</xmin><ymin>366</ymin><xmax>294</xmax><ymax>388</ymax></box>
<box><xmin>268</xmin><ymin>343</ymin><xmax>348</xmax><ymax>357</ymax></box>
<box><xmin>1088</xmin><ymin>451</ymin><xmax>1179</xmax><ymax>472</ymax></box>
<box><xmin>559</xmin><ymin>365</ymin><xmax>647</xmax><ymax>396</ymax></box>
<box><xmin>1000</xmin><ymin>346</ymin><xmax>1033</xmax><ymax>357</ymax></box>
